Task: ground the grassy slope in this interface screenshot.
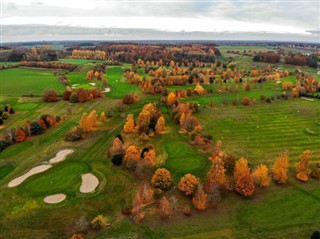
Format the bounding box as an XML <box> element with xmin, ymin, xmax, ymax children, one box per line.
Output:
<box><xmin>0</xmin><ymin>59</ymin><xmax>319</xmax><ymax>239</ymax></box>
<box><xmin>0</xmin><ymin>68</ymin><xmax>65</xmax><ymax>96</ymax></box>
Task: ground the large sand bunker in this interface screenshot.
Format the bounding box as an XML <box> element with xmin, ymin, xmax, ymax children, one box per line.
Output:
<box><xmin>43</xmin><ymin>194</ymin><xmax>66</xmax><ymax>204</ymax></box>
<box><xmin>80</xmin><ymin>173</ymin><xmax>99</xmax><ymax>193</ymax></box>
<box><xmin>49</xmin><ymin>149</ymin><xmax>74</xmax><ymax>164</ymax></box>
<box><xmin>8</xmin><ymin>164</ymin><xmax>52</xmax><ymax>187</ymax></box>
<box><xmin>8</xmin><ymin>149</ymin><xmax>74</xmax><ymax>188</ymax></box>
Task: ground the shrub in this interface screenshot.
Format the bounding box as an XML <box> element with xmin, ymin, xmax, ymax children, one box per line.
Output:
<box><xmin>2</xmin><ymin>112</ymin><xmax>8</xmax><ymax>120</ymax></box>
<box><xmin>112</xmin><ymin>154</ymin><xmax>123</xmax><ymax>165</ymax></box>
<box><xmin>178</xmin><ymin>174</ymin><xmax>199</xmax><ymax>196</ymax></box>
<box><xmin>69</xmin><ymin>92</ymin><xmax>79</xmax><ymax>103</ymax></box>
<box><xmin>43</xmin><ymin>89</ymin><xmax>58</xmax><ymax>102</ymax></box>
<box><xmin>30</xmin><ymin>121</ymin><xmax>44</xmax><ymax>135</ymax></box>
<box><xmin>63</xmin><ymin>90</ymin><xmax>72</xmax><ymax>101</ymax></box>
<box><xmin>122</xmin><ymin>94</ymin><xmax>134</xmax><ymax>105</ymax></box>
<box><xmin>311</xmin><ymin>231</ymin><xmax>320</xmax><ymax>239</ymax></box>
<box><xmin>90</xmin><ymin>215</ymin><xmax>110</xmax><ymax>230</ymax></box>
<box><xmin>73</xmin><ymin>216</ymin><xmax>89</xmax><ymax>234</ymax></box>
<box><xmin>0</xmin><ymin>140</ymin><xmax>9</xmax><ymax>152</ymax></box>
<box><xmin>265</xmin><ymin>98</ymin><xmax>271</xmax><ymax>103</ymax></box>
<box><xmin>241</xmin><ymin>97</ymin><xmax>250</xmax><ymax>106</ymax></box>
<box><xmin>65</xmin><ymin>126</ymin><xmax>84</xmax><ymax>141</ymax></box>
<box><xmin>0</xmin><ymin>118</ymin><xmax>3</xmax><ymax>125</ymax></box>
<box><xmin>9</xmin><ymin>107</ymin><xmax>15</xmax><ymax>114</ymax></box>
<box><xmin>260</xmin><ymin>95</ymin><xmax>266</xmax><ymax>101</ymax></box>
<box><xmin>151</xmin><ymin>168</ymin><xmax>172</xmax><ymax>190</ymax></box>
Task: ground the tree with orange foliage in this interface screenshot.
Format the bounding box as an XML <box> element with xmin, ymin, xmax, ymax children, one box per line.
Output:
<box><xmin>234</xmin><ymin>157</ymin><xmax>250</xmax><ymax>182</ymax></box>
<box><xmin>167</xmin><ymin>92</ymin><xmax>177</xmax><ymax>106</ymax></box>
<box><xmin>155</xmin><ymin>116</ymin><xmax>165</xmax><ymax>134</ymax></box>
<box><xmin>235</xmin><ymin>174</ymin><xmax>255</xmax><ymax>197</ymax></box>
<box><xmin>43</xmin><ymin>89</ymin><xmax>58</xmax><ymax>102</ymax></box>
<box><xmin>296</xmin><ymin>150</ymin><xmax>311</xmax><ymax>182</ymax></box>
<box><xmin>241</xmin><ymin>97</ymin><xmax>250</xmax><ymax>105</ymax></box>
<box><xmin>207</xmin><ymin>156</ymin><xmax>227</xmax><ymax>189</ymax></box>
<box><xmin>158</xmin><ymin>196</ymin><xmax>173</xmax><ymax>218</ymax></box>
<box><xmin>70</xmin><ymin>234</ymin><xmax>84</xmax><ymax>239</ymax></box>
<box><xmin>100</xmin><ymin>112</ymin><xmax>106</xmax><ymax>122</ymax></box>
<box><xmin>112</xmin><ymin>137</ymin><xmax>123</xmax><ymax>155</ymax></box>
<box><xmin>79</xmin><ymin>113</ymin><xmax>88</xmax><ymax>132</ymax></box>
<box><xmin>178</xmin><ymin>174</ymin><xmax>199</xmax><ymax>196</ymax></box>
<box><xmin>273</xmin><ymin>150</ymin><xmax>289</xmax><ymax>184</ymax></box>
<box><xmin>138</xmin><ymin>109</ymin><xmax>151</xmax><ymax>133</ymax></box>
<box><xmin>77</xmin><ymin>88</ymin><xmax>88</xmax><ymax>103</ymax></box>
<box><xmin>192</xmin><ymin>183</ymin><xmax>207</xmax><ymax>210</ymax></box>
<box><xmin>151</xmin><ymin>168</ymin><xmax>172</xmax><ymax>190</ymax></box>
<box><xmin>194</xmin><ymin>83</ymin><xmax>205</xmax><ymax>95</ymax></box>
<box><xmin>252</xmin><ymin>164</ymin><xmax>270</xmax><ymax>187</ymax></box>
<box><xmin>15</xmin><ymin>128</ymin><xmax>27</xmax><ymax>142</ymax></box>
<box><xmin>143</xmin><ymin>148</ymin><xmax>156</xmax><ymax>167</ymax></box>
<box><xmin>124</xmin><ymin>114</ymin><xmax>135</xmax><ymax>133</ymax></box>
<box><xmin>38</xmin><ymin>119</ymin><xmax>47</xmax><ymax>130</ymax></box>
<box><xmin>124</xmin><ymin>145</ymin><xmax>140</xmax><ymax>169</ymax></box>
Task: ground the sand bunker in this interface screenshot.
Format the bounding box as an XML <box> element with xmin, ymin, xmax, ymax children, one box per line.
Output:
<box><xmin>8</xmin><ymin>164</ymin><xmax>52</xmax><ymax>187</ymax></box>
<box><xmin>43</xmin><ymin>194</ymin><xmax>66</xmax><ymax>204</ymax></box>
<box><xmin>8</xmin><ymin>149</ymin><xmax>74</xmax><ymax>187</ymax></box>
<box><xmin>80</xmin><ymin>173</ymin><xmax>99</xmax><ymax>193</ymax></box>
<box><xmin>49</xmin><ymin>149</ymin><xmax>74</xmax><ymax>164</ymax></box>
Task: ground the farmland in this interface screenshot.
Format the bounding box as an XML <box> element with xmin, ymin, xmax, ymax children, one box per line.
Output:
<box><xmin>0</xmin><ymin>43</ymin><xmax>319</xmax><ymax>239</ymax></box>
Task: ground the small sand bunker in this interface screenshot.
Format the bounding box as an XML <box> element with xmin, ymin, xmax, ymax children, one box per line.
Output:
<box><xmin>49</xmin><ymin>149</ymin><xmax>74</xmax><ymax>164</ymax></box>
<box><xmin>8</xmin><ymin>164</ymin><xmax>52</xmax><ymax>187</ymax></box>
<box><xmin>80</xmin><ymin>173</ymin><xmax>99</xmax><ymax>193</ymax></box>
<box><xmin>43</xmin><ymin>194</ymin><xmax>66</xmax><ymax>204</ymax></box>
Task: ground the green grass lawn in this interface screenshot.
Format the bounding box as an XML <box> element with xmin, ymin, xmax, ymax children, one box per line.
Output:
<box><xmin>0</xmin><ymin>68</ymin><xmax>65</xmax><ymax>96</ymax></box>
<box><xmin>21</xmin><ymin>162</ymin><xmax>90</xmax><ymax>197</ymax></box>
<box><xmin>0</xmin><ymin>164</ymin><xmax>15</xmax><ymax>180</ymax></box>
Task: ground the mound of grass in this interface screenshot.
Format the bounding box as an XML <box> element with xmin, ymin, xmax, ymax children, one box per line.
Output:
<box><xmin>304</xmin><ymin>128</ymin><xmax>319</xmax><ymax>136</ymax></box>
<box><xmin>14</xmin><ymin>102</ymin><xmax>39</xmax><ymax>111</ymax></box>
<box><xmin>21</xmin><ymin>162</ymin><xmax>90</xmax><ymax>197</ymax></box>
<box><xmin>0</xmin><ymin>68</ymin><xmax>65</xmax><ymax>96</ymax></box>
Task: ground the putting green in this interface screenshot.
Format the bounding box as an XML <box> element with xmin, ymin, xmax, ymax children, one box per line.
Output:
<box><xmin>164</xmin><ymin>136</ymin><xmax>208</xmax><ymax>177</ymax></box>
<box><xmin>21</xmin><ymin>162</ymin><xmax>90</xmax><ymax>197</ymax></box>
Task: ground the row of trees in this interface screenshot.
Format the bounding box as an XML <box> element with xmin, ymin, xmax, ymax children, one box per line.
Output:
<box><xmin>71</xmin><ymin>50</ymin><xmax>106</xmax><ymax>60</ymax></box>
<box><xmin>62</xmin><ymin>87</ymin><xmax>104</xmax><ymax>103</ymax></box>
<box><xmin>0</xmin><ymin>114</ymin><xmax>61</xmax><ymax>152</ymax></box>
<box><xmin>20</xmin><ymin>61</ymin><xmax>77</xmax><ymax>71</ymax></box>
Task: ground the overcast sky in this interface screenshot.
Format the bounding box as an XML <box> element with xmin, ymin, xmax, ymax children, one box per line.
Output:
<box><xmin>1</xmin><ymin>0</ymin><xmax>319</xmax><ymax>42</ymax></box>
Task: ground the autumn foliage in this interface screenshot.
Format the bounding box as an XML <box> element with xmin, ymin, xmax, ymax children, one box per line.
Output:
<box><xmin>178</xmin><ymin>174</ymin><xmax>199</xmax><ymax>196</ymax></box>
<box><xmin>192</xmin><ymin>183</ymin><xmax>208</xmax><ymax>210</ymax></box>
<box><xmin>234</xmin><ymin>158</ymin><xmax>254</xmax><ymax>197</ymax></box>
<box><xmin>253</xmin><ymin>164</ymin><xmax>270</xmax><ymax>187</ymax></box>
<box><xmin>207</xmin><ymin>156</ymin><xmax>227</xmax><ymax>189</ymax></box>
<box><xmin>273</xmin><ymin>151</ymin><xmax>289</xmax><ymax>184</ymax></box>
<box><xmin>123</xmin><ymin>114</ymin><xmax>135</xmax><ymax>133</ymax></box>
<box><xmin>151</xmin><ymin>168</ymin><xmax>172</xmax><ymax>190</ymax></box>
<box><xmin>43</xmin><ymin>89</ymin><xmax>58</xmax><ymax>102</ymax></box>
<box><xmin>296</xmin><ymin>150</ymin><xmax>311</xmax><ymax>182</ymax></box>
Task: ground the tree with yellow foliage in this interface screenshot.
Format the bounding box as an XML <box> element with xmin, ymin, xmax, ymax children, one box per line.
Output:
<box><xmin>151</xmin><ymin>168</ymin><xmax>172</xmax><ymax>190</ymax></box>
<box><xmin>100</xmin><ymin>112</ymin><xmax>106</xmax><ymax>122</ymax></box>
<box><xmin>192</xmin><ymin>183</ymin><xmax>207</xmax><ymax>210</ymax></box>
<box><xmin>155</xmin><ymin>116</ymin><xmax>165</xmax><ymax>134</ymax></box>
<box><xmin>296</xmin><ymin>150</ymin><xmax>311</xmax><ymax>182</ymax></box>
<box><xmin>194</xmin><ymin>83</ymin><xmax>205</xmax><ymax>95</ymax></box>
<box><xmin>235</xmin><ymin>174</ymin><xmax>255</xmax><ymax>197</ymax></box>
<box><xmin>207</xmin><ymin>156</ymin><xmax>227</xmax><ymax>189</ymax></box>
<box><xmin>253</xmin><ymin>164</ymin><xmax>270</xmax><ymax>187</ymax></box>
<box><xmin>234</xmin><ymin>157</ymin><xmax>250</xmax><ymax>182</ymax></box>
<box><xmin>124</xmin><ymin>114</ymin><xmax>135</xmax><ymax>133</ymax></box>
<box><xmin>273</xmin><ymin>151</ymin><xmax>289</xmax><ymax>184</ymax></box>
<box><xmin>143</xmin><ymin>149</ymin><xmax>156</xmax><ymax>167</ymax></box>
<box><xmin>167</xmin><ymin>92</ymin><xmax>177</xmax><ymax>106</ymax></box>
<box><xmin>178</xmin><ymin>174</ymin><xmax>199</xmax><ymax>196</ymax></box>
<box><xmin>138</xmin><ymin>109</ymin><xmax>151</xmax><ymax>133</ymax></box>
<box><xmin>124</xmin><ymin>145</ymin><xmax>140</xmax><ymax>168</ymax></box>
<box><xmin>111</xmin><ymin>137</ymin><xmax>123</xmax><ymax>155</ymax></box>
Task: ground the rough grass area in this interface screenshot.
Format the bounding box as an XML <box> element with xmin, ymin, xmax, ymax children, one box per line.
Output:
<box><xmin>0</xmin><ymin>68</ymin><xmax>65</xmax><ymax>96</ymax></box>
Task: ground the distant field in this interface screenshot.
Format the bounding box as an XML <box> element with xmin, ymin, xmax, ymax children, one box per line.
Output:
<box><xmin>0</xmin><ymin>68</ymin><xmax>65</xmax><ymax>96</ymax></box>
<box><xmin>59</xmin><ymin>58</ymin><xmax>105</xmax><ymax>65</ymax></box>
